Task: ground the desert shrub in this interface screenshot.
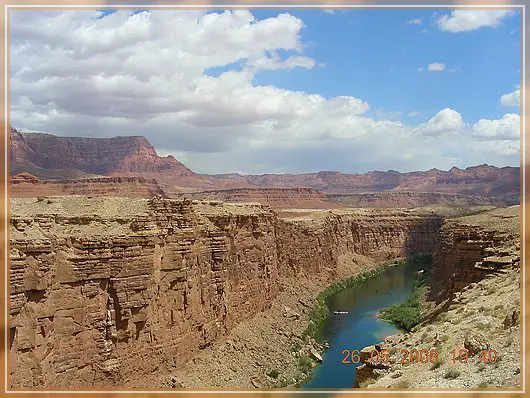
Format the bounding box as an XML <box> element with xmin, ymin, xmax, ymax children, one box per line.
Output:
<box><xmin>290</xmin><ymin>341</ymin><xmax>302</xmax><ymax>353</ymax></box>
<box><xmin>358</xmin><ymin>378</ymin><xmax>377</xmax><ymax>388</ymax></box>
<box><xmin>443</xmin><ymin>368</ymin><xmax>461</xmax><ymax>379</ymax></box>
<box><xmin>298</xmin><ymin>354</ymin><xmax>313</xmax><ymax>374</ymax></box>
<box><xmin>267</xmin><ymin>369</ymin><xmax>280</xmax><ymax>379</ymax></box>
<box><xmin>395</xmin><ymin>379</ymin><xmax>411</xmax><ymax>388</ymax></box>
<box><xmin>430</xmin><ymin>359</ymin><xmax>444</xmax><ymax>370</ymax></box>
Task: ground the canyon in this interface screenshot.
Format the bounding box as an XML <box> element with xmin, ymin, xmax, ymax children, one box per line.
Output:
<box><xmin>10</xmin><ymin>127</ymin><xmax>520</xmax><ymax>203</ymax></box>
<box><xmin>7</xmin><ymin>127</ymin><xmax>522</xmax><ymax>390</ymax></box>
<box><xmin>9</xmin><ymin>196</ymin><xmax>443</xmax><ymax>388</ymax></box>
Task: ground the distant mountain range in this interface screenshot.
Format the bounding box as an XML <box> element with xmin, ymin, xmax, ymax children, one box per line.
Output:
<box><xmin>9</xmin><ymin>127</ymin><xmax>520</xmax><ymax>203</ymax></box>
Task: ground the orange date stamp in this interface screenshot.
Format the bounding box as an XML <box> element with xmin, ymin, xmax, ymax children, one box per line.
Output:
<box><xmin>341</xmin><ymin>348</ymin><xmax>498</xmax><ymax>366</ymax></box>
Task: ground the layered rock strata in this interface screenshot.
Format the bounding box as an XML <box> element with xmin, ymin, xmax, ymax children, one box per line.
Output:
<box><xmin>328</xmin><ymin>192</ymin><xmax>508</xmax><ymax>208</ymax></box>
<box><xmin>10</xmin><ymin>173</ymin><xmax>167</xmax><ymax>198</ymax></box>
<box><xmin>176</xmin><ymin>188</ymin><xmax>339</xmax><ymax>209</ymax></box>
<box><xmin>9</xmin><ymin>198</ymin><xmax>443</xmax><ymax>388</ymax></box>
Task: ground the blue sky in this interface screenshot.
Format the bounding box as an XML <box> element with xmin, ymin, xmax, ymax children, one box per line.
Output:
<box><xmin>11</xmin><ymin>8</ymin><xmax>522</xmax><ymax>173</ymax></box>
<box><xmin>245</xmin><ymin>9</ymin><xmax>520</xmax><ymax>124</ymax></box>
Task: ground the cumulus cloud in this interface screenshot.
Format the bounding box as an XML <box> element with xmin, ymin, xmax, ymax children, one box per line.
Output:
<box><xmin>437</xmin><ymin>10</ymin><xmax>514</xmax><ymax>33</ymax></box>
<box><xmin>415</xmin><ymin>108</ymin><xmax>465</xmax><ymax>136</ymax></box>
<box><xmin>500</xmin><ymin>89</ymin><xmax>520</xmax><ymax>107</ymax></box>
<box><xmin>427</xmin><ymin>62</ymin><xmax>446</xmax><ymax>72</ymax></box>
<box><xmin>9</xmin><ymin>10</ymin><xmax>520</xmax><ymax>173</ymax></box>
<box><xmin>472</xmin><ymin>113</ymin><xmax>520</xmax><ymax>141</ymax></box>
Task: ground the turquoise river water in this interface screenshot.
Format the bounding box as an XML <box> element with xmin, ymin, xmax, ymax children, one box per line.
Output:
<box><xmin>301</xmin><ymin>260</ymin><xmax>424</xmax><ymax>389</ymax></box>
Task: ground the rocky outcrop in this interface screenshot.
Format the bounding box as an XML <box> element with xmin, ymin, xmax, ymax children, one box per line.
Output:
<box><xmin>327</xmin><ymin>192</ymin><xmax>508</xmax><ymax>208</ymax></box>
<box><xmin>177</xmin><ymin>188</ymin><xmax>340</xmax><ymax>209</ymax></box>
<box><xmin>428</xmin><ymin>206</ymin><xmax>520</xmax><ymax>301</ymax></box>
<box><xmin>9</xmin><ymin>198</ymin><xmax>444</xmax><ymax>388</ymax></box>
<box><xmin>10</xmin><ymin>173</ymin><xmax>167</xmax><ymax>198</ymax></box>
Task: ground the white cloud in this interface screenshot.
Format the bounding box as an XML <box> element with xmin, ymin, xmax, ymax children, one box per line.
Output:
<box><xmin>472</xmin><ymin>113</ymin><xmax>520</xmax><ymax>141</ymax></box>
<box><xmin>415</xmin><ymin>108</ymin><xmax>464</xmax><ymax>136</ymax></box>
<box><xmin>500</xmin><ymin>89</ymin><xmax>520</xmax><ymax>107</ymax></box>
<box><xmin>437</xmin><ymin>10</ymin><xmax>514</xmax><ymax>33</ymax></box>
<box><xmin>407</xmin><ymin>18</ymin><xmax>423</xmax><ymax>25</ymax></box>
<box><xmin>323</xmin><ymin>10</ymin><xmax>335</xmax><ymax>15</ymax></box>
<box><xmin>9</xmin><ymin>10</ymin><xmax>520</xmax><ymax>174</ymax></box>
<box><xmin>428</xmin><ymin>62</ymin><xmax>445</xmax><ymax>72</ymax></box>
<box><xmin>417</xmin><ymin>67</ymin><xmax>424</xmax><ymax>72</ymax></box>
<box><xmin>407</xmin><ymin>111</ymin><xmax>421</xmax><ymax>117</ymax></box>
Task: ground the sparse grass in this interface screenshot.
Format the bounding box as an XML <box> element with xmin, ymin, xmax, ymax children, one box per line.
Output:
<box><xmin>395</xmin><ymin>379</ymin><xmax>411</xmax><ymax>388</ymax></box>
<box><xmin>494</xmin><ymin>304</ymin><xmax>504</xmax><ymax>311</ymax></box>
<box><xmin>456</xmin><ymin>307</ymin><xmax>464</xmax><ymax>314</ymax></box>
<box><xmin>478</xmin><ymin>381</ymin><xmax>489</xmax><ymax>388</ymax></box>
<box><xmin>478</xmin><ymin>364</ymin><xmax>486</xmax><ymax>372</ymax></box>
<box><xmin>430</xmin><ymin>360</ymin><xmax>444</xmax><ymax>370</ymax></box>
<box><xmin>267</xmin><ymin>369</ymin><xmax>280</xmax><ymax>379</ymax></box>
<box><xmin>298</xmin><ymin>354</ymin><xmax>313</xmax><ymax>375</ymax></box>
<box><xmin>290</xmin><ymin>341</ymin><xmax>302</xmax><ymax>353</ymax></box>
<box><xmin>504</xmin><ymin>336</ymin><xmax>514</xmax><ymax>347</ymax></box>
<box><xmin>421</xmin><ymin>332</ymin><xmax>428</xmax><ymax>342</ymax></box>
<box><xmin>443</xmin><ymin>368</ymin><xmax>461</xmax><ymax>380</ymax></box>
<box><xmin>478</xmin><ymin>306</ymin><xmax>487</xmax><ymax>312</ymax></box>
<box><xmin>358</xmin><ymin>378</ymin><xmax>377</xmax><ymax>388</ymax></box>
<box><xmin>486</xmin><ymin>286</ymin><xmax>497</xmax><ymax>295</ymax></box>
<box><xmin>442</xmin><ymin>335</ymin><xmax>449</xmax><ymax>342</ymax></box>
<box><xmin>477</xmin><ymin>323</ymin><xmax>492</xmax><ymax>331</ymax></box>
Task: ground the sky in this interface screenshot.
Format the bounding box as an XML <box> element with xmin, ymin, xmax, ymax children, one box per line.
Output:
<box><xmin>10</xmin><ymin>8</ymin><xmax>521</xmax><ymax>174</ymax></box>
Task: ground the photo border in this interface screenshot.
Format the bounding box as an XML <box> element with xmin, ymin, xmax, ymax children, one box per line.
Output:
<box><xmin>1</xmin><ymin>2</ymin><xmax>527</xmax><ymax>396</ymax></box>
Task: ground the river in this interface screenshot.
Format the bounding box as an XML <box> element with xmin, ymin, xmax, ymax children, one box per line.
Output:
<box><xmin>301</xmin><ymin>260</ymin><xmax>425</xmax><ymax>389</ymax></box>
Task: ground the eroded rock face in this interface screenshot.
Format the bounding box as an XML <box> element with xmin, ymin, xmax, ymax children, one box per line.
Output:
<box><xmin>177</xmin><ymin>188</ymin><xmax>339</xmax><ymax>209</ymax></box>
<box><xmin>327</xmin><ymin>192</ymin><xmax>508</xmax><ymax>208</ymax></box>
<box><xmin>9</xmin><ymin>198</ymin><xmax>443</xmax><ymax>388</ymax></box>
<box><xmin>429</xmin><ymin>207</ymin><xmax>520</xmax><ymax>301</ymax></box>
<box><xmin>10</xmin><ymin>174</ymin><xmax>167</xmax><ymax>198</ymax></box>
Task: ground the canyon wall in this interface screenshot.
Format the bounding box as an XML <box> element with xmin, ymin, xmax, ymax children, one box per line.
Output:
<box><xmin>176</xmin><ymin>188</ymin><xmax>339</xmax><ymax>209</ymax></box>
<box><xmin>9</xmin><ymin>198</ymin><xmax>443</xmax><ymax>388</ymax></box>
<box><xmin>10</xmin><ymin>173</ymin><xmax>167</xmax><ymax>198</ymax></box>
<box><xmin>327</xmin><ymin>192</ymin><xmax>508</xmax><ymax>208</ymax></box>
<box><xmin>428</xmin><ymin>206</ymin><xmax>520</xmax><ymax>301</ymax></box>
